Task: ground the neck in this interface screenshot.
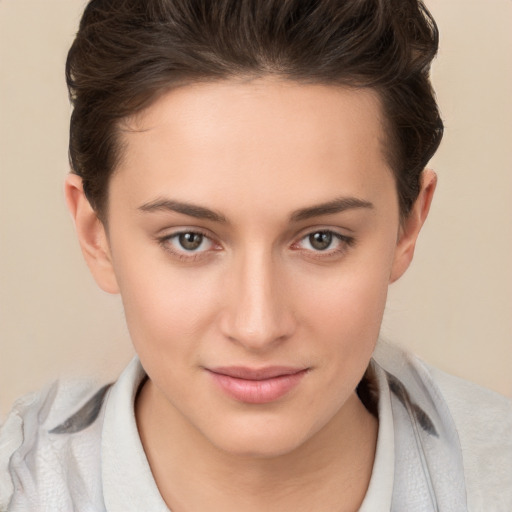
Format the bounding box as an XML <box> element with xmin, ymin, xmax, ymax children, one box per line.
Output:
<box><xmin>136</xmin><ymin>381</ymin><xmax>378</xmax><ymax>512</ymax></box>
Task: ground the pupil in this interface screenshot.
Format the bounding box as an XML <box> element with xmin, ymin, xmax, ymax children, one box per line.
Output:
<box><xmin>310</xmin><ymin>231</ymin><xmax>332</xmax><ymax>250</ymax></box>
<box><xmin>179</xmin><ymin>232</ymin><xmax>203</xmax><ymax>250</ymax></box>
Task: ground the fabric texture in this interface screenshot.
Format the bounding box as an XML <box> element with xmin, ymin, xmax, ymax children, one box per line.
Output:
<box><xmin>1</xmin><ymin>342</ymin><xmax>511</xmax><ymax>511</ymax></box>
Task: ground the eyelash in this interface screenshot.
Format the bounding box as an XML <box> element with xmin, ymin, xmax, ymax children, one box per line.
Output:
<box><xmin>157</xmin><ymin>229</ymin><xmax>219</xmax><ymax>262</ymax></box>
<box><xmin>291</xmin><ymin>230</ymin><xmax>355</xmax><ymax>259</ymax></box>
<box><xmin>157</xmin><ymin>229</ymin><xmax>355</xmax><ymax>262</ymax></box>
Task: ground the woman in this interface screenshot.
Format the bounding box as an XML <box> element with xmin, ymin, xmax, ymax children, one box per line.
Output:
<box><xmin>1</xmin><ymin>0</ymin><xmax>511</xmax><ymax>510</ymax></box>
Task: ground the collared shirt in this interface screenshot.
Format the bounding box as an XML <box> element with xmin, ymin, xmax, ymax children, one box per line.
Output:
<box><xmin>1</xmin><ymin>342</ymin><xmax>511</xmax><ymax>511</ymax></box>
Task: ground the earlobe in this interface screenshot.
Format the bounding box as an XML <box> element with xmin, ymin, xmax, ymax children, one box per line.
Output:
<box><xmin>64</xmin><ymin>174</ymin><xmax>120</xmax><ymax>294</ymax></box>
<box><xmin>389</xmin><ymin>169</ymin><xmax>437</xmax><ymax>283</ymax></box>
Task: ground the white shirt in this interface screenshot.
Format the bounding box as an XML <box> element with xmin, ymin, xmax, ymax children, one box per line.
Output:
<box><xmin>1</xmin><ymin>342</ymin><xmax>511</xmax><ymax>511</ymax></box>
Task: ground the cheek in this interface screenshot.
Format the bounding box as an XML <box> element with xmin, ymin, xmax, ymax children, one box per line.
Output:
<box><xmin>296</xmin><ymin>256</ymin><xmax>392</xmax><ymax>341</ymax></box>
<box><xmin>291</xmin><ymin>240</ymin><xmax>395</xmax><ymax>382</ymax></box>
<box><xmin>300</xmin><ymin>274</ymin><xmax>388</xmax><ymax>380</ymax></box>
<box><xmin>110</xmin><ymin>239</ymin><xmax>223</xmax><ymax>363</ymax></box>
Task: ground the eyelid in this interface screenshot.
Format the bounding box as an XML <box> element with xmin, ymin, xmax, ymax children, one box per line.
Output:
<box><xmin>290</xmin><ymin>228</ymin><xmax>355</xmax><ymax>256</ymax></box>
<box><xmin>292</xmin><ymin>225</ymin><xmax>354</xmax><ymax>244</ymax></box>
<box><xmin>156</xmin><ymin>227</ymin><xmax>222</xmax><ymax>261</ymax></box>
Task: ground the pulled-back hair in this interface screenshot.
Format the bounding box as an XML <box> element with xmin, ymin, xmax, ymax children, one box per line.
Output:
<box><xmin>66</xmin><ymin>0</ymin><xmax>443</xmax><ymax>219</ymax></box>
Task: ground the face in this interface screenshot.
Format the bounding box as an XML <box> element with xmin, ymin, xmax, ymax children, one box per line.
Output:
<box><xmin>75</xmin><ymin>79</ymin><xmax>426</xmax><ymax>457</ymax></box>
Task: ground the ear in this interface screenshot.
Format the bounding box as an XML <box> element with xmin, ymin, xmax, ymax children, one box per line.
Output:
<box><xmin>64</xmin><ymin>174</ymin><xmax>120</xmax><ymax>294</ymax></box>
<box><xmin>389</xmin><ymin>169</ymin><xmax>437</xmax><ymax>283</ymax></box>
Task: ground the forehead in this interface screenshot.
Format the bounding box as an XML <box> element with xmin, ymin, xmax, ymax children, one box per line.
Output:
<box><xmin>111</xmin><ymin>79</ymin><xmax>395</xmax><ymax>219</ymax></box>
<box><xmin>123</xmin><ymin>78</ymin><xmax>386</xmax><ymax>155</ymax></box>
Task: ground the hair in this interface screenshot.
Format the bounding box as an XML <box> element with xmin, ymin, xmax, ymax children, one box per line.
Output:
<box><xmin>66</xmin><ymin>0</ymin><xmax>443</xmax><ymax>221</ymax></box>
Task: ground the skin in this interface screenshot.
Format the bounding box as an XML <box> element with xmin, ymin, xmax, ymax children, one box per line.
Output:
<box><xmin>65</xmin><ymin>78</ymin><xmax>436</xmax><ymax>511</ymax></box>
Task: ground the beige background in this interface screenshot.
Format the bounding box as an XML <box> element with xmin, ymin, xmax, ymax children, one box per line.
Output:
<box><xmin>0</xmin><ymin>0</ymin><xmax>511</xmax><ymax>418</ymax></box>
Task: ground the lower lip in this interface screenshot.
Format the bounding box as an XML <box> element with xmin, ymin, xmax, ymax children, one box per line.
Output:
<box><xmin>208</xmin><ymin>370</ymin><xmax>308</xmax><ymax>404</ymax></box>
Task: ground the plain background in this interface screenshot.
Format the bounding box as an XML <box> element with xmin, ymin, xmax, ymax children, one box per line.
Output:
<box><xmin>0</xmin><ymin>0</ymin><xmax>511</xmax><ymax>418</ymax></box>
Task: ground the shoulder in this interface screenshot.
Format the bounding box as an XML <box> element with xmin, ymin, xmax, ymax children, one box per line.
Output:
<box><xmin>375</xmin><ymin>341</ymin><xmax>512</xmax><ymax>511</ymax></box>
<box><xmin>0</xmin><ymin>378</ymin><xmax>110</xmax><ymax>511</ymax></box>
<box><xmin>425</xmin><ymin>362</ymin><xmax>512</xmax><ymax>511</ymax></box>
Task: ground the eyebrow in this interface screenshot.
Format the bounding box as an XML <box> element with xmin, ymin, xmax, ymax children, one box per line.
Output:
<box><xmin>290</xmin><ymin>197</ymin><xmax>374</xmax><ymax>222</ymax></box>
<box><xmin>138</xmin><ymin>199</ymin><xmax>228</xmax><ymax>223</ymax></box>
<box><xmin>138</xmin><ymin>196</ymin><xmax>373</xmax><ymax>224</ymax></box>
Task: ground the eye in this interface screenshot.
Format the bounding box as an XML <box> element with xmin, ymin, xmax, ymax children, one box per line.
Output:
<box><xmin>307</xmin><ymin>231</ymin><xmax>335</xmax><ymax>251</ymax></box>
<box><xmin>292</xmin><ymin>229</ymin><xmax>354</xmax><ymax>256</ymax></box>
<box><xmin>159</xmin><ymin>230</ymin><xmax>217</xmax><ymax>258</ymax></box>
<box><xmin>175</xmin><ymin>232</ymin><xmax>208</xmax><ymax>252</ymax></box>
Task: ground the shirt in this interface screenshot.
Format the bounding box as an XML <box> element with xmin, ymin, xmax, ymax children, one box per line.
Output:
<box><xmin>1</xmin><ymin>342</ymin><xmax>511</xmax><ymax>511</ymax></box>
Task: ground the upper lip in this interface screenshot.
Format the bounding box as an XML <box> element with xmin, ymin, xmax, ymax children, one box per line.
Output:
<box><xmin>207</xmin><ymin>366</ymin><xmax>308</xmax><ymax>380</ymax></box>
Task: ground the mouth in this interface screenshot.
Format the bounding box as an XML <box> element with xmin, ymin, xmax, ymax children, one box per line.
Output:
<box><xmin>206</xmin><ymin>366</ymin><xmax>309</xmax><ymax>404</ymax></box>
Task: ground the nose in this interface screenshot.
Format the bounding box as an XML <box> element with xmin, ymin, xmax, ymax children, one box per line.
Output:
<box><xmin>219</xmin><ymin>249</ymin><xmax>296</xmax><ymax>352</ymax></box>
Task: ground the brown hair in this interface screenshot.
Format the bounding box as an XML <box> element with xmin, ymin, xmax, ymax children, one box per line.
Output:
<box><xmin>66</xmin><ymin>0</ymin><xmax>443</xmax><ymax>220</ymax></box>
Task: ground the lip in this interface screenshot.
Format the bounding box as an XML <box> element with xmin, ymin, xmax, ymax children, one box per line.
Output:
<box><xmin>207</xmin><ymin>366</ymin><xmax>309</xmax><ymax>404</ymax></box>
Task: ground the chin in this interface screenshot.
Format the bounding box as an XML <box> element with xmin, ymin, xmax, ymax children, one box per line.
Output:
<box><xmin>216</xmin><ymin>435</ymin><xmax>306</xmax><ymax>459</ymax></box>
<box><xmin>204</xmin><ymin>415</ymin><xmax>318</xmax><ymax>459</ymax></box>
